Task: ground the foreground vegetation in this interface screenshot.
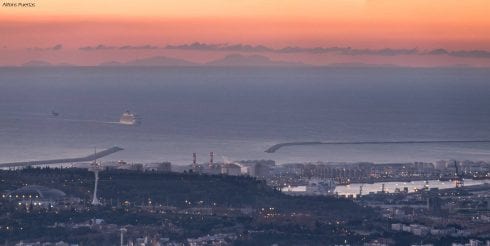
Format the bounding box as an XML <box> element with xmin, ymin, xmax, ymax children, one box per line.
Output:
<box><xmin>0</xmin><ymin>167</ymin><xmax>379</xmax><ymax>245</ymax></box>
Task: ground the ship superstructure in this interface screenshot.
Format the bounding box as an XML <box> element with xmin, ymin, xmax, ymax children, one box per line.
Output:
<box><xmin>119</xmin><ymin>111</ymin><xmax>141</xmax><ymax>125</ymax></box>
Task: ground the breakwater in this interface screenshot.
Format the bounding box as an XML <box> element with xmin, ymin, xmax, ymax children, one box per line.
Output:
<box><xmin>265</xmin><ymin>140</ymin><xmax>490</xmax><ymax>153</ymax></box>
<box><xmin>0</xmin><ymin>146</ymin><xmax>124</xmax><ymax>168</ymax></box>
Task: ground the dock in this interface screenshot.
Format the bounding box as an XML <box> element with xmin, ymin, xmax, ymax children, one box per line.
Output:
<box><xmin>0</xmin><ymin>146</ymin><xmax>124</xmax><ymax>168</ymax></box>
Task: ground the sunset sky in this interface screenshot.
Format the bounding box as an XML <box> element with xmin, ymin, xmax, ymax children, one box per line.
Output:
<box><xmin>1</xmin><ymin>0</ymin><xmax>490</xmax><ymax>66</ymax></box>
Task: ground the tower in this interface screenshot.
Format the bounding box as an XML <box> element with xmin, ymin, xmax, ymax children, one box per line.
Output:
<box><xmin>91</xmin><ymin>169</ymin><xmax>101</xmax><ymax>205</ymax></box>
<box><xmin>120</xmin><ymin>228</ymin><xmax>127</xmax><ymax>246</ymax></box>
<box><xmin>209</xmin><ymin>151</ymin><xmax>214</xmax><ymax>166</ymax></box>
<box><xmin>192</xmin><ymin>153</ymin><xmax>197</xmax><ymax>168</ymax></box>
<box><xmin>90</xmin><ymin>148</ymin><xmax>102</xmax><ymax>205</ymax></box>
<box><xmin>454</xmin><ymin>162</ymin><xmax>464</xmax><ymax>188</ymax></box>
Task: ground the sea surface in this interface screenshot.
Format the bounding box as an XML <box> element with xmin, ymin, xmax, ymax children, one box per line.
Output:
<box><xmin>1</xmin><ymin>67</ymin><xmax>490</xmax><ymax>165</ymax></box>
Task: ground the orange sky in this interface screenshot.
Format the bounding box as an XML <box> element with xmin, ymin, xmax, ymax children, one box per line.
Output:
<box><xmin>1</xmin><ymin>0</ymin><xmax>490</xmax><ymax>66</ymax></box>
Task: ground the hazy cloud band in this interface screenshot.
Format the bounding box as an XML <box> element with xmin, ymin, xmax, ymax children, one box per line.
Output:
<box><xmin>78</xmin><ymin>42</ymin><xmax>490</xmax><ymax>59</ymax></box>
<box><xmin>166</xmin><ymin>42</ymin><xmax>490</xmax><ymax>58</ymax></box>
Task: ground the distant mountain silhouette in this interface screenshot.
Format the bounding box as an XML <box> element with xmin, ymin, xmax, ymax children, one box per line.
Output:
<box><xmin>21</xmin><ymin>60</ymin><xmax>52</xmax><ymax>67</ymax></box>
<box><xmin>98</xmin><ymin>61</ymin><xmax>124</xmax><ymax>67</ymax></box>
<box><xmin>21</xmin><ymin>61</ymin><xmax>78</xmax><ymax>67</ymax></box>
<box><xmin>327</xmin><ymin>62</ymin><xmax>399</xmax><ymax>68</ymax></box>
<box><xmin>19</xmin><ymin>56</ymin><xmax>462</xmax><ymax>68</ymax></box>
<box><xmin>97</xmin><ymin>54</ymin><xmax>305</xmax><ymax>67</ymax></box>
<box><xmin>438</xmin><ymin>63</ymin><xmax>473</xmax><ymax>68</ymax></box>
<box><xmin>97</xmin><ymin>56</ymin><xmax>198</xmax><ymax>67</ymax></box>
<box><xmin>206</xmin><ymin>54</ymin><xmax>305</xmax><ymax>67</ymax></box>
<box><xmin>125</xmin><ymin>56</ymin><xmax>198</xmax><ymax>66</ymax></box>
<box><xmin>57</xmin><ymin>62</ymin><xmax>76</xmax><ymax>67</ymax></box>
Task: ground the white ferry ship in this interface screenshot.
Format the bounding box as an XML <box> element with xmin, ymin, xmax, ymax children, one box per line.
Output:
<box><xmin>119</xmin><ymin>111</ymin><xmax>141</xmax><ymax>125</ymax></box>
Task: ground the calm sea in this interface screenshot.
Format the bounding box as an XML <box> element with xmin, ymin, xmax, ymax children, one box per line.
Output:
<box><xmin>1</xmin><ymin>67</ymin><xmax>490</xmax><ymax>165</ymax></box>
